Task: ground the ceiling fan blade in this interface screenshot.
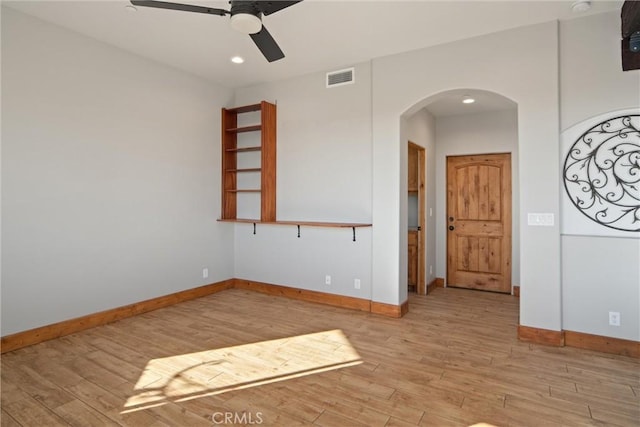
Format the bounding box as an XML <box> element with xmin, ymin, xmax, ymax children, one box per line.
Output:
<box><xmin>131</xmin><ymin>0</ymin><xmax>228</xmax><ymax>16</ymax></box>
<box><xmin>250</xmin><ymin>25</ymin><xmax>285</xmax><ymax>62</ymax></box>
<box><xmin>257</xmin><ymin>1</ymin><xmax>303</xmax><ymax>16</ymax></box>
<box><xmin>622</xmin><ymin>0</ymin><xmax>640</xmax><ymax>38</ymax></box>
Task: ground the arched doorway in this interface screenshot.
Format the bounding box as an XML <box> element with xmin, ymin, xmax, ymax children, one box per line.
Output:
<box><xmin>400</xmin><ymin>89</ymin><xmax>520</xmax><ymax>296</ymax></box>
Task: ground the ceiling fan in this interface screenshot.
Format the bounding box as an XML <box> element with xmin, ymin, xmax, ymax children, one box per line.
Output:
<box><xmin>130</xmin><ymin>0</ymin><xmax>303</xmax><ymax>62</ymax></box>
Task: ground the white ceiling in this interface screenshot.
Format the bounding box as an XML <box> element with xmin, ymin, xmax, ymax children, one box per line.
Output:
<box><xmin>4</xmin><ymin>0</ymin><xmax>622</xmax><ymax>91</ymax></box>
<box><xmin>424</xmin><ymin>89</ymin><xmax>517</xmax><ymax>118</ymax></box>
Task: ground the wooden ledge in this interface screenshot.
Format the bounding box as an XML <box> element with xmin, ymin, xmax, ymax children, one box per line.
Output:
<box><xmin>218</xmin><ymin>219</ymin><xmax>372</xmax><ymax>228</ymax></box>
<box><xmin>225</xmin><ymin>103</ymin><xmax>262</xmax><ymax>113</ymax></box>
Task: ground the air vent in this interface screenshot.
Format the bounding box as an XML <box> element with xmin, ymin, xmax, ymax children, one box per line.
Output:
<box><xmin>326</xmin><ymin>67</ymin><xmax>355</xmax><ymax>88</ymax></box>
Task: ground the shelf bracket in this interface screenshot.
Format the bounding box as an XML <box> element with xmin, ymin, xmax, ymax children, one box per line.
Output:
<box><xmin>253</xmin><ymin>223</ymin><xmax>256</xmax><ymax>235</ymax></box>
<box><xmin>352</xmin><ymin>227</ymin><xmax>356</xmax><ymax>242</ymax></box>
<box><xmin>297</xmin><ymin>225</ymin><xmax>301</xmax><ymax>238</ymax></box>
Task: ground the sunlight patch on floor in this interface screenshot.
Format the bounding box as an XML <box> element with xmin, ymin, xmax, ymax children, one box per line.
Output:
<box><xmin>122</xmin><ymin>329</ymin><xmax>361</xmax><ymax>413</ymax></box>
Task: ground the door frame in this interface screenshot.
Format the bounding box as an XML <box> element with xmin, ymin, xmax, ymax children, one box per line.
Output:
<box><xmin>408</xmin><ymin>142</ymin><xmax>426</xmax><ymax>295</ymax></box>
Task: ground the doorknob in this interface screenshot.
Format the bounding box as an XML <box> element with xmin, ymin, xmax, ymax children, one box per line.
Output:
<box><xmin>448</xmin><ymin>225</ymin><xmax>455</xmax><ymax>231</ymax></box>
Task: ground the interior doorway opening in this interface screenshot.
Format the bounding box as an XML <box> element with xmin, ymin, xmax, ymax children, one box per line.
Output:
<box><xmin>400</xmin><ymin>88</ymin><xmax>520</xmax><ymax>297</ymax></box>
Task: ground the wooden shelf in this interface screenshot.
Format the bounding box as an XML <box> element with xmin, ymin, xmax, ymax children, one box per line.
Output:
<box><xmin>226</xmin><ymin>189</ymin><xmax>261</xmax><ymax>193</ymax></box>
<box><xmin>218</xmin><ymin>219</ymin><xmax>371</xmax><ymax>241</ymax></box>
<box><xmin>217</xmin><ymin>219</ymin><xmax>372</xmax><ymax>228</ymax></box>
<box><xmin>226</xmin><ymin>124</ymin><xmax>261</xmax><ymax>133</ymax></box>
<box><xmin>225</xmin><ymin>146</ymin><xmax>261</xmax><ymax>153</ymax></box>
<box><xmin>226</xmin><ymin>103</ymin><xmax>262</xmax><ymax>114</ymax></box>
<box><xmin>226</xmin><ymin>168</ymin><xmax>262</xmax><ymax>173</ymax></box>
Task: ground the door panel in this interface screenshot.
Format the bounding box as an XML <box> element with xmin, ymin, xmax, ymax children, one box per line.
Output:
<box><xmin>408</xmin><ymin>142</ymin><xmax>426</xmax><ymax>294</ymax></box>
<box><xmin>408</xmin><ymin>230</ymin><xmax>418</xmax><ymax>290</ymax></box>
<box><xmin>447</xmin><ymin>154</ymin><xmax>511</xmax><ymax>293</ymax></box>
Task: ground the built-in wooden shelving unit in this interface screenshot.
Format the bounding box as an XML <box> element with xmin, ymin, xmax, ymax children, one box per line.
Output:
<box><xmin>219</xmin><ymin>100</ymin><xmax>371</xmax><ymax>239</ymax></box>
<box><xmin>221</xmin><ymin>101</ymin><xmax>276</xmax><ymax>222</ymax></box>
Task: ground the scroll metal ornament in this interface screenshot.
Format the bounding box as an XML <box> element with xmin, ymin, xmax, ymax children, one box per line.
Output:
<box><xmin>563</xmin><ymin>114</ymin><xmax>640</xmax><ymax>232</ymax></box>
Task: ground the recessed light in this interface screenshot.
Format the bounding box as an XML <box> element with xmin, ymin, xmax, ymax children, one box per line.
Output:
<box><xmin>462</xmin><ymin>95</ymin><xmax>475</xmax><ymax>104</ymax></box>
<box><xmin>571</xmin><ymin>1</ymin><xmax>591</xmax><ymax>13</ymax></box>
<box><xmin>125</xmin><ymin>4</ymin><xmax>137</xmax><ymax>12</ymax></box>
<box><xmin>231</xmin><ymin>56</ymin><xmax>245</xmax><ymax>64</ymax></box>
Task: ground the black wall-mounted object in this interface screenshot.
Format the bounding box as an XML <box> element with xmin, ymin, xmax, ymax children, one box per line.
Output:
<box><xmin>563</xmin><ymin>114</ymin><xmax>640</xmax><ymax>232</ymax></box>
<box><xmin>622</xmin><ymin>1</ymin><xmax>640</xmax><ymax>71</ymax></box>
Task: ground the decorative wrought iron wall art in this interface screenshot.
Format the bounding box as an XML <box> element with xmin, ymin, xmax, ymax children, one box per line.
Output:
<box><xmin>563</xmin><ymin>114</ymin><xmax>640</xmax><ymax>232</ymax></box>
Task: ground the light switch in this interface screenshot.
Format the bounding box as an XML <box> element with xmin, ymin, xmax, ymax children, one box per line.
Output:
<box><xmin>527</xmin><ymin>213</ymin><xmax>554</xmax><ymax>226</ymax></box>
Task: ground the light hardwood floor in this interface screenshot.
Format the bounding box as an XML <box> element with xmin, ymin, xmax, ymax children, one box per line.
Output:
<box><xmin>2</xmin><ymin>287</ymin><xmax>638</xmax><ymax>426</ymax></box>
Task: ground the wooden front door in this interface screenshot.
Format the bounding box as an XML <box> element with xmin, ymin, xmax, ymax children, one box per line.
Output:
<box><xmin>446</xmin><ymin>153</ymin><xmax>511</xmax><ymax>293</ymax></box>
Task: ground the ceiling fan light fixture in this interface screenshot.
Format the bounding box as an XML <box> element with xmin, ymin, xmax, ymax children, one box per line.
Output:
<box><xmin>230</xmin><ymin>13</ymin><xmax>262</xmax><ymax>34</ymax></box>
<box><xmin>462</xmin><ymin>95</ymin><xmax>475</xmax><ymax>104</ymax></box>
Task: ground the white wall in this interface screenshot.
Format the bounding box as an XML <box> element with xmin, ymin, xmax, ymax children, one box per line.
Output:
<box><xmin>1</xmin><ymin>8</ymin><xmax>234</xmax><ymax>335</ymax></box>
<box><xmin>233</xmin><ymin>64</ymin><xmax>372</xmax><ymax>223</ymax></box>
<box><xmin>434</xmin><ymin>110</ymin><xmax>519</xmax><ymax>287</ymax></box>
<box><xmin>559</xmin><ymin>11</ymin><xmax>640</xmax><ymax>341</ymax></box>
<box><xmin>559</xmin><ymin>12</ymin><xmax>639</xmax><ymax>128</ymax></box>
<box><xmin>4</xmin><ymin>5</ymin><xmax>636</xmax><ymax>345</ymax></box>
<box><xmin>372</xmin><ymin>21</ymin><xmax>560</xmax><ymax>329</ymax></box>
<box><xmin>231</xmin><ymin>63</ymin><xmax>373</xmax><ymax>298</ymax></box>
<box><xmin>234</xmin><ymin>224</ymin><xmax>372</xmax><ymax>298</ymax></box>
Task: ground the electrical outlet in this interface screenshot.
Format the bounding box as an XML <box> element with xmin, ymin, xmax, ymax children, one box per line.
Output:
<box><xmin>325</xmin><ymin>275</ymin><xmax>331</xmax><ymax>285</ymax></box>
<box><xmin>609</xmin><ymin>311</ymin><xmax>620</xmax><ymax>326</ymax></box>
<box><xmin>202</xmin><ymin>268</ymin><xmax>209</xmax><ymax>279</ymax></box>
<box><xmin>354</xmin><ymin>279</ymin><xmax>361</xmax><ymax>289</ymax></box>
